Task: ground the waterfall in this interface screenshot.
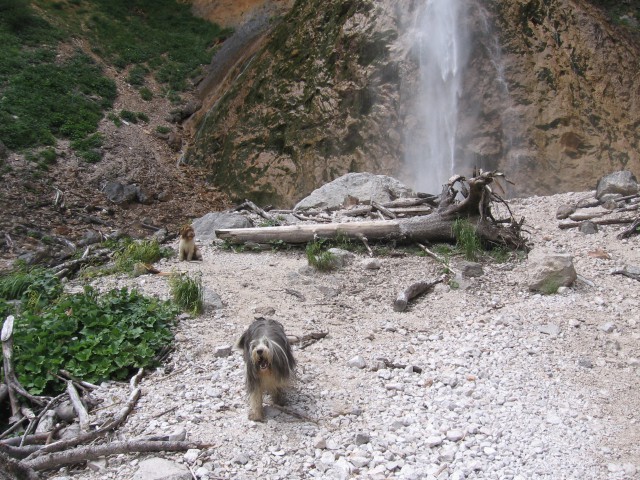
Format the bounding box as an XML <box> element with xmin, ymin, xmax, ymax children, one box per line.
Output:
<box><xmin>405</xmin><ymin>0</ymin><xmax>470</xmax><ymax>195</ymax></box>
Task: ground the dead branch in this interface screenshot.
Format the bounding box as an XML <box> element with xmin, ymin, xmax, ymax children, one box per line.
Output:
<box><xmin>269</xmin><ymin>404</ymin><xmax>318</xmax><ymax>423</ymax></box>
<box><xmin>617</xmin><ymin>217</ymin><xmax>640</xmax><ymax>239</ymax></box>
<box><xmin>0</xmin><ymin>449</ymin><xmax>39</xmax><ymax>480</ymax></box>
<box><xmin>394</xmin><ymin>276</ymin><xmax>446</xmax><ymax>312</ymax></box>
<box><xmin>356</xmin><ymin>233</ymin><xmax>373</xmax><ymax>256</ymax></box>
<box><xmin>371</xmin><ymin>201</ymin><xmax>396</xmax><ymax>219</ymax></box>
<box><xmin>24</xmin><ymin>370</ymin><xmax>144</xmax><ymax>461</ymax></box>
<box><xmin>558</xmin><ymin>216</ymin><xmax>637</xmax><ymax>229</ymax></box>
<box><xmin>58</xmin><ymin>370</ymin><xmax>99</xmax><ymax>391</ymax></box>
<box><xmin>612</xmin><ymin>267</ymin><xmax>640</xmax><ymax>282</ymax></box>
<box><xmin>23</xmin><ymin>440</ymin><xmax>211</xmax><ymax>472</ymax></box>
<box><xmin>66</xmin><ymin>382</ymin><xmax>89</xmax><ymax>433</ymax></box>
<box><xmin>381</xmin><ymin>198</ymin><xmax>432</xmax><ymax>208</ymax></box>
<box><xmin>234</xmin><ymin>199</ymin><xmax>275</xmax><ymax>222</ymax></box>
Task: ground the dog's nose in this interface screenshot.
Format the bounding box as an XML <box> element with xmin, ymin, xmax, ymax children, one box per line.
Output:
<box><xmin>256</xmin><ymin>348</ymin><xmax>264</xmax><ymax>356</ymax></box>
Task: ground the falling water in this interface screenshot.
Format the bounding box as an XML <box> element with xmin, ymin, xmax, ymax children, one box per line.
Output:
<box><xmin>405</xmin><ymin>0</ymin><xmax>470</xmax><ymax>195</ymax></box>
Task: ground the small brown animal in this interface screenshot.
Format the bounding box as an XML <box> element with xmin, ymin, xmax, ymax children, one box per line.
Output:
<box><xmin>178</xmin><ymin>225</ymin><xmax>201</xmax><ymax>261</ymax></box>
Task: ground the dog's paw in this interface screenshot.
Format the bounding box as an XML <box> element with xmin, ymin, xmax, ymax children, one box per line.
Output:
<box><xmin>248</xmin><ymin>412</ymin><xmax>264</xmax><ymax>422</ymax></box>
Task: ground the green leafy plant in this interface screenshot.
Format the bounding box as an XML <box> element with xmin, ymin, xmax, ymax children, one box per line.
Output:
<box><xmin>452</xmin><ymin>218</ymin><xmax>483</xmax><ymax>261</ymax></box>
<box><xmin>306</xmin><ymin>239</ymin><xmax>336</xmax><ymax>272</ymax></box>
<box><xmin>169</xmin><ymin>273</ymin><xmax>204</xmax><ymax>315</ymax></box>
<box><xmin>114</xmin><ymin>238</ymin><xmax>170</xmax><ymax>273</ymax></box>
<box><xmin>12</xmin><ymin>286</ymin><xmax>178</xmax><ymax>394</ymax></box>
<box><xmin>155</xmin><ymin>125</ymin><xmax>171</xmax><ymax>135</ymax></box>
<box><xmin>108</xmin><ymin>112</ymin><xmax>122</xmax><ymax>127</ymax></box>
<box><xmin>119</xmin><ymin>110</ymin><xmax>139</xmax><ymax>123</ymax></box>
<box><xmin>71</xmin><ymin>132</ymin><xmax>103</xmax><ymax>163</ymax></box>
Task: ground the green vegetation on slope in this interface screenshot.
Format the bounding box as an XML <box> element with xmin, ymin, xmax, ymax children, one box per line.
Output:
<box><xmin>0</xmin><ymin>0</ymin><xmax>229</xmax><ymax>155</ymax></box>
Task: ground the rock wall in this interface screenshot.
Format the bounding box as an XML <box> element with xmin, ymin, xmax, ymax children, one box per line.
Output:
<box><xmin>186</xmin><ymin>0</ymin><xmax>640</xmax><ymax>206</ymax></box>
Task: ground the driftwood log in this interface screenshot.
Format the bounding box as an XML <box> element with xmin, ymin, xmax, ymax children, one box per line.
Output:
<box><xmin>216</xmin><ymin>172</ymin><xmax>526</xmax><ymax>250</ymax></box>
<box><xmin>394</xmin><ymin>276</ymin><xmax>446</xmax><ymax>312</ymax></box>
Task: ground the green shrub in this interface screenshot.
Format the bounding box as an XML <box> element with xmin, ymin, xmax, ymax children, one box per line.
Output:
<box><xmin>169</xmin><ymin>273</ymin><xmax>203</xmax><ymax>315</ymax></box>
<box><xmin>155</xmin><ymin>125</ymin><xmax>171</xmax><ymax>134</ymax></box>
<box><xmin>119</xmin><ymin>110</ymin><xmax>138</xmax><ymax>123</ymax></box>
<box><xmin>71</xmin><ymin>133</ymin><xmax>103</xmax><ymax>163</ymax></box>
<box><xmin>108</xmin><ymin>112</ymin><xmax>122</xmax><ymax>127</ymax></box>
<box><xmin>114</xmin><ymin>238</ymin><xmax>170</xmax><ymax>273</ymax></box>
<box><xmin>13</xmin><ymin>286</ymin><xmax>178</xmax><ymax>394</ymax></box>
<box><xmin>306</xmin><ymin>240</ymin><xmax>336</xmax><ymax>272</ymax></box>
<box><xmin>137</xmin><ymin>112</ymin><xmax>149</xmax><ymax>123</ymax></box>
<box><xmin>452</xmin><ymin>218</ymin><xmax>483</xmax><ymax>261</ymax></box>
<box><xmin>126</xmin><ymin>64</ymin><xmax>148</xmax><ymax>86</ymax></box>
<box><xmin>139</xmin><ymin>87</ymin><xmax>153</xmax><ymax>101</ymax></box>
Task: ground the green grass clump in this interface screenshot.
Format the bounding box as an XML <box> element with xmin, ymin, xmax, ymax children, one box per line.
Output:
<box><xmin>155</xmin><ymin>125</ymin><xmax>171</xmax><ymax>135</ymax></box>
<box><xmin>139</xmin><ymin>87</ymin><xmax>153</xmax><ymax>101</ymax></box>
<box><xmin>0</xmin><ymin>266</ymin><xmax>63</xmax><ymax>310</ymax></box>
<box><xmin>71</xmin><ymin>132</ymin><xmax>103</xmax><ymax>163</ymax></box>
<box><xmin>12</xmin><ymin>286</ymin><xmax>178</xmax><ymax>394</ymax></box>
<box><xmin>169</xmin><ymin>273</ymin><xmax>204</xmax><ymax>315</ymax></box>
<box><xmin>114</xmin><ymin>238</ymin><xmax>170</xmax><ymax>273</ymax></box>
<box><xmin>306</xmin><ymin>239</ymin><xmax>336</xmax><ymax>272</ymax></box>
<box><xmin>452</xmin><ymin>219</ymin><xmax>483</xmax><ymax>261</ymax></box>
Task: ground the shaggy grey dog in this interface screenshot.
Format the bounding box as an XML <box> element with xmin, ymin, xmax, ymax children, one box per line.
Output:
<box><xmin>237</xmin><ymin>318</ymin><xmax>296</xmax><ymax>421</ymax></box>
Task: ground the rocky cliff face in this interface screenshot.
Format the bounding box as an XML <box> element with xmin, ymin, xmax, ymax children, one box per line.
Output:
<box><xmin>186</xmin><ymin>0</ymin><xmax>640</xmax><ymax>206</ymax></box>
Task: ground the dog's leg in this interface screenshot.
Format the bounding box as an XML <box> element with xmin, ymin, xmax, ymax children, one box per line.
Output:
<box><xmin>272</xmin><ymin>388</ymin><xmax>287</xmax><ymax>406</ymax></box>
<box><xmin>179</xmin><ymin>248</ymin><xmax>185</xmax><ymax>261</ymax></box>
<box><xmin>248</xmin><ymin>388</ymin><xmax>264</xmax><ymax>422</ymax></box>
<box><xmin>186</xmin><ymin>248</ymin><xmax>193</xmax><ymax>261</ymax></box>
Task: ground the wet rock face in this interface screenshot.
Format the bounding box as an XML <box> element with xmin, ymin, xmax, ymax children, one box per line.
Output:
<box><xmin>187</xmin><ymin>0</ymin><xmax>640</xmax><ymax>207</ymax></box>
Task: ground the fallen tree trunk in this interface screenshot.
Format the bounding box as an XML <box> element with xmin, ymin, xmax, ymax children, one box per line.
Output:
<box><xmin>216</xmin><ymin>172</ymin><xmax>526</xmax><ymax>250</ymax></box>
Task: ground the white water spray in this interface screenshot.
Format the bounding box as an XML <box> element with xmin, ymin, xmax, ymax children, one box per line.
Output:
<box><xmin>405</xmin><ymin>0</ymin><xmax>470</xmax><ymax>194</ymax></box>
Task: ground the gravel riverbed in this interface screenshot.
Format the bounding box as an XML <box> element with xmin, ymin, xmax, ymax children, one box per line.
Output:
<box><xmin>53</xmin><ymin>191</ymin><xmax>639</xmax><ymax>480</ymax></box>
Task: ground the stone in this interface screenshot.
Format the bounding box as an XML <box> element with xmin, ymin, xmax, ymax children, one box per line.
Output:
<box><xmin>294</xmin><ymin>172</ymin><xmax>415</xmax><ymax>211</ymax></box>
<box><xmin>327</xmin><ymin>248</ymin><xmax>356</xmax><ymax>268</ymax></box>
<box><xmin>132</xmin><ymin>458</ymin><xmax>191</xmax><ymax>480</ymax></box>
<box><xmin>347</xmin><ymin>355</ymin><xmax>367</xmax><ymax>369</ymax></box>
<box><xmin>361</xmin><ymin>258</ymin><xmax>382</xmax><ymax>270</ymax></box>
<box><xmin>579</xmin><ymin>221</ymin><xmax>598</xmax><ymax>234</ymax></box>
<box><xmin>538</xmin><ymin>324</ymin><xmax>561</xmax><ymax>336</ymax></box>
<box><xmin>460</xmin><ymin>261</ymin><xmax>484</xmax><ymax>278</ymax></box>
<box><xmin>213</xmin><ymin>345</ymin><xmax>232</xmax><ymax>358</ymax></box>
<box><xmin>203</xmin><ymin>288</ymin><xmax>224</xmax><ymax>312</ymax></box>
<box><xmin>555</xmin><ymin>204</ymin><xmax>576</xmax><ymax>219</ymax></box>
<box><xmin>599</xmin><ymin>322</ymin><xmax>616</xmax><ymax>333</ymax></box>
<box><xmin>184</xmin><ymin>449</ymin><xmax>200</xmax><ymax>464</ymax></box>
<box><xmin>104</xmin><ymin>181</ymin><xmax>140</xmax><ymax>204</ymax></box>
<box><xmin>527</xmin><ymin>250</ymin><xmax>577</xmax><ymax>292</ymax></box>
<box><xmin>192</xmin><ymin>212</ymin><xmax>253</xmax><ymax>241</ymax></box>
<box><xmin>596</xmin><ymin>170</ymin><xmax>638</xmax><ymax>199</ymax></box>
<box><xmin>355</xmin><ymin>432</ymin><xmax>371</xmax><ymax>445</ymax></box>
<box><xmin>446</xmin><ymin>429</ymin><xmax>465</xmax><ymax>442</ymax></box>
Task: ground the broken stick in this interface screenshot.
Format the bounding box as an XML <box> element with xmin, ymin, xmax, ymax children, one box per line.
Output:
<box><xmin>393</xmin><ymin>276</ymin><xmax>446</xmax><ymax>312</ymax></box>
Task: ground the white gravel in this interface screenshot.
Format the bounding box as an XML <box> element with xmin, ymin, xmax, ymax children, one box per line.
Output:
<box><xmin>55</xmin><ymin>190</ymin><xmax>639</xmax><ymax>480</ymax></box>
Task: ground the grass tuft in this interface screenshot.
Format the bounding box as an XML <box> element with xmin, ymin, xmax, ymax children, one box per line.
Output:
<box><xmin>306</xmin><ymin>239</ymin><xmax>336</xmax><ymax>272</ymax></box>
<box><xmin>453</xmin><ymin>219</ymin><xmax>483</xmax><ymax>261</ymax></box>
<box><xmin>169</xmin><ymin>272</ymin><xmax>204</xmax><ymax>315</ymax></box>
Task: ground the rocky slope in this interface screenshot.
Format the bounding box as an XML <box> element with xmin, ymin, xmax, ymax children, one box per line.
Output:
<box><xmin>186</xmin><ymin>0</ymin><xmax>640</xmax><ymax>206</ymax></box>
<box><xmin>48</xmin><ymin>189</ymin><xmax>640</xmax><ymax>480</ymax></box>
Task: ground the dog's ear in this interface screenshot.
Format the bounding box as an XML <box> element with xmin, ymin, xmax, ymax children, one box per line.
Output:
<box><xmin>237</xmin><ymin>330</ymin><xmax>248</xmax><ymax>350</ymax></box>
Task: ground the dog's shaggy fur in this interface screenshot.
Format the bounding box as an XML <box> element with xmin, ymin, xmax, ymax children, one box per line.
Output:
<box><xmin>178</xmin><ymin>225</ymin><xmax>201</xmax><ymax>261</ymax></box>
<box><xmin>237</xmin><ymin>318</ymin><xmax>296</xmax><ymax>421</ymax></box>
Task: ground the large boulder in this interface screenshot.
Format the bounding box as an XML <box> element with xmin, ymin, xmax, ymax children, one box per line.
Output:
<box><xmin>294</xmin><ymin>173</ymin><xmax>415</xmax><ymax>211</ymax></box>
<box><xmin>595</xmin><ymin>170</ymin><xmax>638</xmax><ymax>199</ymax></box>
<box><xmin>192</xmin><ymin>212</ymin><xmax>253</xmax><ymax>241</ymax></box>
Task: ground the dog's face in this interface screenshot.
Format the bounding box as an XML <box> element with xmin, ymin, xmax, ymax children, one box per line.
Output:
<box><xmin>180</xmin><ymin>225</ymin><xmax>195</xmax><ymax>241</ymax></box>
<box><xmin>238</xmin><ymin>319</ymin><xmax>296</xmax><ymax>381</ymax></box>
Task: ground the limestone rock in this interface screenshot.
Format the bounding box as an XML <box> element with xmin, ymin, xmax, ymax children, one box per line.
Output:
<box><xmin>192</xmin><ymin>212</ymin><xmax>253</xmax><ymax>241</ymax></box>
<box><xmin>527</xmin><ymin>251</ymin><xmax>577</xmax><ymax>292</ymax></box>
<box><xmin>132</xmin><ymin>458</ymin><xmax>191</xmax><ymax>480</ymax></box>
<box><xmin>294</xmin><ymin>173</ymin><xmax>414</xmax><ymax>211</ymax></box>
<box><xmin>595</xmin><ymin>171</ymin><xmax>639</xmax><ymax>199</ymax></box>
